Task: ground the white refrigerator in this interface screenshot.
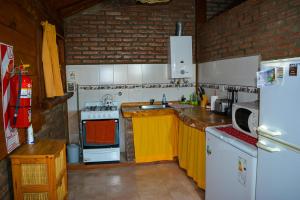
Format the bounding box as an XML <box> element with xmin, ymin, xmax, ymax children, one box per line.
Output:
<box><xmin>256</xmin><ymin>57</ymin><xmax>300</xmax><ymax>200</ymax></box>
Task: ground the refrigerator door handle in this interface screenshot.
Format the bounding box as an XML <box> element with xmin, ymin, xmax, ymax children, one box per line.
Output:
<box><xmin>257</xmin><ymin>141</ymin><xmax>281</xmax><ymax>153</ymax></box>
<box><xmin>258</xmin><ymin>125</ymin><xmax>282</xmax><ymax>137</ymax></box>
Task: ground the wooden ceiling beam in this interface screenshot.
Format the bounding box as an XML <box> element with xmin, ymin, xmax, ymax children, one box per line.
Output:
<box><xmin>58</xmin><ymin>0</ymin><xmax>104</xmax><ymax>18</ymax></box>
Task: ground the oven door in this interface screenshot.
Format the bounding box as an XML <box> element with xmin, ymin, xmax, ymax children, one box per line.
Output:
<box><xmin>82</xmin><ymin>119</ymin><xmax>119</xmax><ymax>148</ymax></box>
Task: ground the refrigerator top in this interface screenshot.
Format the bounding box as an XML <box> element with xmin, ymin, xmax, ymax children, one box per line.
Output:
<box><xmin>206</xmin><ymin>125</ymin><xmax>258</xmax><ymax>157</ymax></box>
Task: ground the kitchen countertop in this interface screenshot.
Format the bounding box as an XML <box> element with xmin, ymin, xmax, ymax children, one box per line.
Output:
<box><xmin>121</xmin><ymin>102</ymin><xmax>232</xmax><ymax>131</ymax></box>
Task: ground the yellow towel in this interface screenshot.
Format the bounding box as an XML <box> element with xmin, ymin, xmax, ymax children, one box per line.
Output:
<box><xmin>41</xmin><ymin>21</ymin><xmax>64</xmax><ymax>97</ymax></box>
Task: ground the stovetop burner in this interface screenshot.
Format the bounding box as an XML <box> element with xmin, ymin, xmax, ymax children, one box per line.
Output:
<box><xmin>83</xmin><ymin>105</ymin><xmax>118</xmax><ymax>112</ymax></box>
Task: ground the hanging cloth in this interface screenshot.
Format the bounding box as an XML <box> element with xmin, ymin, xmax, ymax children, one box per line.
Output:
<box><xmin>41</xmin><ymin>21</ymin><xmax>64</xmax><ymax>97</ymax></box>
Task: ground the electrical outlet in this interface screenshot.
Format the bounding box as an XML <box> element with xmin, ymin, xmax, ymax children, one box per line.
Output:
<box><xmin>67</xmin><ymin>82</ymin><xmax>76</xmax><ymax>92</ymax></box>
<box><xmin>68</xmin><ymin>71</ymin><xmax>76</xmax><ymax>81</ymax></box>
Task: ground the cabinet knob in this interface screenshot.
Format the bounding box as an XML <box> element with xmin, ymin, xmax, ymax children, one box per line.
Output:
<box><xmin>180</xmin><ymin>69</ymin><xmax>185</xmax><ymax>74</ymax></box>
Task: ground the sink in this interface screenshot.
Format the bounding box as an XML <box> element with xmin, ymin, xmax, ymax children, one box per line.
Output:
<box><xmin>139</xmin><ymin>105</ymin><xmax>167</xmax><ymax>110</ymax></box>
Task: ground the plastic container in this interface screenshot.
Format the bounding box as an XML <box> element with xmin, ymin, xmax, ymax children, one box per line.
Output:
<box><xmin>67</xmin><ymin>144</ymin><xmax>79</xmax><ymax>163</ymax></box>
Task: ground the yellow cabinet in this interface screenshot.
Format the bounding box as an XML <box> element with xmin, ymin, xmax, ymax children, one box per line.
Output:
<box><xmin>178</xmin><ymin>120</ymin><xmax>206</xmax><ymax>189</ymax></box>
<box><xmin>132</xmin><ymin>114</ymin><xmax>178</xmax><ymax>163</ymax></box>
<box><xmin>10</xmin><ymin>140</ymin><xmax>67</xmax><ymax>200</ymax></box>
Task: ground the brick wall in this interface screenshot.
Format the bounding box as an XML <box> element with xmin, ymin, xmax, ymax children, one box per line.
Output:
<box><xmin>65</xmin><ymin>0</ymin><xmax>195</xmax><ymax>64</ymax></box>
<box><xmin>198</xmin><ymin>0</ymin><xmax>300</xmax><ymax>62</ymax></box>
<box><xmin>206</xmin><ymin>0</ymin><xmax>238</xmax><ymax>19</ymax></box>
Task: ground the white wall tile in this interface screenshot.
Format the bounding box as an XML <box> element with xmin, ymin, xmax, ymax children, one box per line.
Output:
<box><xmin>198</xmin><ymin>55</ymin><xmax>260</xmax><ymax>86</ymax></box>
<box><xmin>114</xmin><ymin>64</ymin><xmax>128</xmax><ymax>84</ymax></box>
<box><xmin>99</xmin><ymin>65</ymin><xmax>114</xmax><ymax>84</ymax></box>
<box><xmin>98</xmin><ymin>89</ymin><xmax>128</xmax><ymax>105</ymax></box>
<box><xmin>142</xmin><ymin>64</ymin><xmax>168</xmax><ymax>83</ymax></box>
<box><xmin>67</xmin><ymin>65</ymin><xmax>100</xmax><ymax>85</ymax></box>
<box><xmin>127</xmin><ymin>88</ymin><xmax>143</xmax><ymax>102</ymax></box>
<box><xmin>128</xmin><ymin>64</ymin><xmax>142</xmax><ymax>84</ymax></box>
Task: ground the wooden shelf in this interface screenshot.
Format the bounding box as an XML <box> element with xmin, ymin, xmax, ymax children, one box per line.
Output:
<box><xmin>41</xmin><ymin>92</ymin><xmax>73</xmax><ymax>109</ymax></box>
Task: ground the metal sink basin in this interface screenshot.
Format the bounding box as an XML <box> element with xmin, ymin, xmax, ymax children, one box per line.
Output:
<box><xmin>139</xmin><ymin>105</ymin><xmax>167</xmax><ymax>110</ymax></box>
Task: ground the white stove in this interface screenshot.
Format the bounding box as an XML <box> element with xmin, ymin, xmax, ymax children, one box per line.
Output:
<box><xmin>80</xmin><ymin>101</ymin><xmax>120</xmax><ymax>163</ymax></box>
<box><xmin>80</xmin><ymin>103</ymin><xmax>119</xmax><ymax>120</ymax></box>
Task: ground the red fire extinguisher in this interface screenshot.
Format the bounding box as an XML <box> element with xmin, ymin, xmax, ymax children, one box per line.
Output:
<box><xmin>9</xmin><ymin>64</ymin><xmax>32</xmax><ymax>128</ymax></box>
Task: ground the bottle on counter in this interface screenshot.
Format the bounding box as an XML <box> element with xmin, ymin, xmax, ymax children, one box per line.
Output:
<box><xmin>162</xmin><ymin>93</ymin><xmax>167</xmax><ymax>105</ymax></box>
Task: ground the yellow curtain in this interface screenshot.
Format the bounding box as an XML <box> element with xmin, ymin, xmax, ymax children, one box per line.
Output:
<box><xmin>41</xmin><ymin>21</ymin><xmax>64</xmax><ymax>97</ymax></box>
<box><xmin>132</xmin><ymin>114</ymin><xmax>178</xmax><ymax>163</ymax></box>
<box><xmin>178</xmin><ymin>120</ymin><xmax>206</xmax><ymax>189</ymax></box>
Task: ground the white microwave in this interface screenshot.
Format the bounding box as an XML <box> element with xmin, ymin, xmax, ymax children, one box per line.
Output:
<box><xmin>232</xmin><ymin>101</ymin><xmax>259</xmax><ymax>138</ymax></box>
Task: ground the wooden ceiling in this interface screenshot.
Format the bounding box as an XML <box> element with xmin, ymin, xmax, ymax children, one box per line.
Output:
<box><xmin>47</xmin><ymin>0</ymin><xmax>246</xmax><ymax>19</ymax></box>
<box><xmin>47</xmin><ymin>0</ymin><xmax>104</xmax><ymax>18</ymax></box>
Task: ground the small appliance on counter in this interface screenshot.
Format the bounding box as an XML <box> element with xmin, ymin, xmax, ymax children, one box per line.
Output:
<box><xmin>213</xmin><ymin>89</ymin><xmax>238</xmax><ymax>116</ymax></box>
<box><xmin>232</xmin><ymin>101</ymin><xmax>259</xmax><ymax>138</ymax></box>
<box><xmin>214</xmin><ymin>98</ymin><xmax>230</xmax><ymax>114</ymax></box>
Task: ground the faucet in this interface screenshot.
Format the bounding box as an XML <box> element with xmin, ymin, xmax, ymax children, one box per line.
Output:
<box><xmin>150</xmin><ymin>99</ymin><xmax>155</xmax><ymax>105</ymax></box>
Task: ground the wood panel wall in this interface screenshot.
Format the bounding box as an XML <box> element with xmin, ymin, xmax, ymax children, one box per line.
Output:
<box><xmin>0</xmin><ymin>0</ymin><xmax>64</xmax><ymax>160</ymax></box>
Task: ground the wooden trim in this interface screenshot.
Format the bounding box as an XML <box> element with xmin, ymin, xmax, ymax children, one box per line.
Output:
<box><xmin>56</xmin><ymin>33</ymin><xmax>64</xmax><ymax>40</ymax></box>
<box><xmin>41</xmin><ymin>92</ymin><xmax>73</xmax><ymax>110</ymax></box>
<box><xmin>47</xmin><ymin>156</ymin><xmax>56</xmax><ymax>199</ymax></box>
<box><xmin>21</xmin><ymin>185</ymin><xmax>49</xmax><ymax>192</ymax></box>
<box><xmin>11</xmin><ymin>163</ymin><xmax>22</xmax><ymax>199</ymax></box>
<box><xmin>59</xmin><ymin>0</ymin><xmax>104</xmax><ymax>17</ymax></box>
<box><xmin>195</xmin><ymin>0</ymin><xmax>207</xmax><ymax>90</ymax></box>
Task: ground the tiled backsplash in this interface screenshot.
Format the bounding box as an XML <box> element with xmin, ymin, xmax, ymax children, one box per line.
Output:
<box><xmin>199</xmin><ymin>83</ymin><xmax>258</xmax><ymax>94</ymax></box>
<box><xmin>66</xmin><ymin>64</ymin><xmax>196</xmax><ymax>148</ymax></box>
<box><xmin>67</xmin><ymin>64</ymin><xmax>196</xmax><ymax>85</ymax></box>
<box><xmin>198</xmin><ymin>55</ymin><xmax>260</xmax><ymax>87</ymax></box>
<box><xmin>197</xmin><ymin>55</ymin><xmax>260</xmax><ymax>103</ymax></box>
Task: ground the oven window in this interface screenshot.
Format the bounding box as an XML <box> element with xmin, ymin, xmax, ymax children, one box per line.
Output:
<box><xmin>235</xmin><ymin>108</ymin><xmax>251</xmax><ymax>132</ymax></box>
<box><xmin>82</xmin><ymin>120</ymin><xmax>119</xmax><ymax>147</ymax></box>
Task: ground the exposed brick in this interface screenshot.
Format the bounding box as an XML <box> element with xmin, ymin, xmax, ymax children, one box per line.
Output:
<box><xmin>198</xmin><ymin>0</ymin><xmax>300</xmax><ymax>62</ymax></box>
<box><xmin>105</xmin><ymin>11</ymin><xmax>121</xmax><ymax>16</ymax></box>
<box><xmin>82</xmin><ymin>51</ymin><xmax>99</xmax><ymax>55</ymax></box>
<box><xmin>65</xmin><ymin>0</ymin><xmax>195</xmax><ymax>64</ymax></box>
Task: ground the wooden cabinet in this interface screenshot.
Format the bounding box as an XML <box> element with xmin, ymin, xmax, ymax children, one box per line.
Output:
<box><xmin>10</xmin><ymin>140</ymin><xmax>67</xmax><ymax>200</ymax></box>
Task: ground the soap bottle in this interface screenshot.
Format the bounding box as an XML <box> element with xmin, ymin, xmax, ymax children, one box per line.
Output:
<box><xmin>162</xmin><ymin>93</ymin><xmax>167</xmax><ymax>105</ymax></box>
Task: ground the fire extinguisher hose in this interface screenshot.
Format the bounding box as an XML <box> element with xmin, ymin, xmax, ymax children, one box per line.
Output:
<box><xmin>13</xmin><ymin>72</ymin><xmax>22</xmax><ymax>126</ymax></box>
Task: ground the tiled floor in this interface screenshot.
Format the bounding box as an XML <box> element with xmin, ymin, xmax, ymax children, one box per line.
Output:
<box><xmin>68</xmin><ymin>162</ymin><xmax>205</xmax><ymax>200</ymax></box>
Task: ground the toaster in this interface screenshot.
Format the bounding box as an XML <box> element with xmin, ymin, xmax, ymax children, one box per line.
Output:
<box><xmin>214</xmin><ymin>98</ymin><xmax>229</xmax><ymax>113</ymax></box>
